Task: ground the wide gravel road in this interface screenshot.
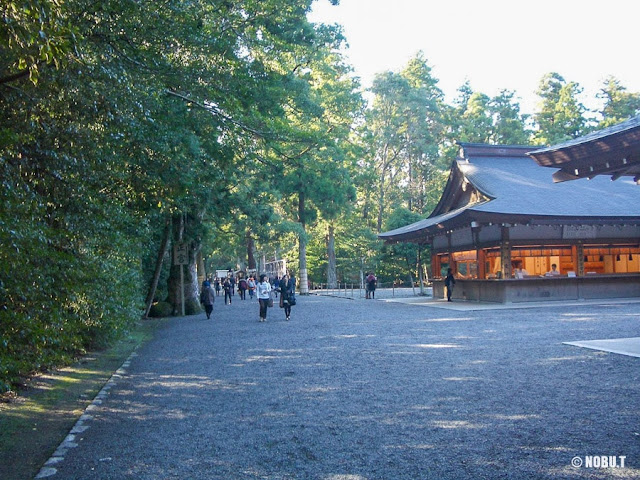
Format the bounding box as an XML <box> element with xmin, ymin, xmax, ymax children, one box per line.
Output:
<box><xmin>38</xmin><ymin>294</ymin><xmax>639</xmax><ymax>479</ymax></box>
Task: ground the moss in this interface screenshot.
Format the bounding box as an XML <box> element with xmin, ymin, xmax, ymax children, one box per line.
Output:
<box><xmin>185</xmin><ymin>298</ymin><xmax>202</xmax><ymax>316</ymax></box>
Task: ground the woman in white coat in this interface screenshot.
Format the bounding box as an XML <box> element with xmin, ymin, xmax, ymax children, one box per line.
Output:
<box><xmin>256</xmin><ymin>273</ymin><xmax>272</xmax><ymax>322</ymax></box>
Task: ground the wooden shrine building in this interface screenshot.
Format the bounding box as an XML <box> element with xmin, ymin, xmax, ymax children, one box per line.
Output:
<box><xmin>379</xmin><ymin>141</ymin><xmax>640</xmax><ymax>303</ymax></box>
<box><xmin>529</xmin><ymin>114</ymin><xmax>640</xmax><ymax>183</ymax></box>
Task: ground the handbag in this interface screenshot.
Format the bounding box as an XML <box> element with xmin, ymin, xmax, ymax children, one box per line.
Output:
<box><xmin>267</xmin><ymin>293</ymin><xmax>274</xmax><ymax>307</ymax></box>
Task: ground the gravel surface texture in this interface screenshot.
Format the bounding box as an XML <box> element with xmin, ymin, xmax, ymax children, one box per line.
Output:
<box><xmin>39</xmin><ymin>294</ymin><xmax>640</xmax><ymax>479</ymax></box>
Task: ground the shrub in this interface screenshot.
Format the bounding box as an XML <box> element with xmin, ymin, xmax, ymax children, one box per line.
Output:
<box><xmin>148</xmin><ymin>302</ymin><xmax>173</xmax><ymax>318</ymax></box>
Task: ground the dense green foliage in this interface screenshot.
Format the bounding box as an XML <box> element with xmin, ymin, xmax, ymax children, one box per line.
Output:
<box><xmin>2</xmin><ymin>0</ymin><xmax>639</xmax><ymax>392</ymax></box>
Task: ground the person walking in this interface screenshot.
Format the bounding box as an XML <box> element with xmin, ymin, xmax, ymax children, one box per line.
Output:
<box><xmin>230</xmin><ymin>275</ymin><xmax>236</xmax><ymax>296</ymax></box>
<box><xmin>200</xmin><ymin>280</ymin><xmax>215</xmax><ymax>319</ymax></box>
<box><xmin>247</xmin><ymin>275</ymin><xmax>256</xmax><ymax>299</ymax></box>
<box><xmin>214</xmin><ymin>277</ymin><xmax>221</xmax><ymax>296</ymax></box>
<box><xmin>238</xmin><ymin>277</ymin><xmax>248</xmax><ymax>300</ymax></box>
<box><xmin>279</xmin><ymin>273</ymin><xmax>296</xmax><ymax>321</ymax></box>
<box><xmin>223</xmin><ymin>277</ymin><xmax>232</xmax><ymax>305</ymax></box>
<box><xmin>444</xmin><ymin>267</ymin><xmax>456</xmax><ymax>302</ymax></box>
<box><xmin>256</xmin><ymin>273</ymin><xmax>272</xmax><ymax>322</ymax></box>
<box><xmin>366</xmin><ymin>272</ymin><xmax>377</xmax><ymax>299</ymax></box>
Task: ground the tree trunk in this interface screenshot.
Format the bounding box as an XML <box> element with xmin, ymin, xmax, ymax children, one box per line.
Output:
<box><xmin>408</xmin><ymin>162</ymin><xmax>413</xmax><ymax>212</ymax></box>
<box><xmin>377</xmin><ymin>175</ymin><xmax>386</xmax><ymax>233</ymax></box>
<box><xmin>327</xmin><ymin>223</ymin><xmax>337</xmax><ymax>288</ymax></box>
<box><xmin>418</xmin><ymin>245</ymin><xmax>425</xmax><ymax>295</ymax></box>
<box><xmin>246</xmin><ymin>228</ymin><xmax>256</xmax><ymax>270</ymax></box>
<box><xmin>166</xmin><ymin>213</ymin><xmax>201</xmax><ymax>316</ymax></box>
<box><xmin>298</xmin><ymin>192</ymin><xmax>309</xmax><ymax>294</ymax></box>
<box><xmin>167</xmin><ymin>261</ymin><xmax>199</xmax><ymax>316</ymax></box>
<box><xmin>143</xmin><ymin>217</ymin><xmax>171</xmax><ymax>318</ymax></box>
<box><xmin>299</xmin><ymin>238</ymin><xmax>309</xmax><ymax>294</ymax></box>
<box><xmin>197</xmin><ymin>250</ymin><xmax>206</xmax><ymax>285</ymax></box>
<box><xmin>362</xmin><ymin>187</ymin><xmax>371</xmax><ymax>221</ymax></box>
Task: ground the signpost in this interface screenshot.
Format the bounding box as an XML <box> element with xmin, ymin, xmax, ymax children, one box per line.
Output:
<box><xmin>173</xmin><ymin>243</ymin><xmax>188</xmax><ymax>316</ymax></box>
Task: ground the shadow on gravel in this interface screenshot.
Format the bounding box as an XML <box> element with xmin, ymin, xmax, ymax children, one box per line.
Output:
<box><xmin>39</xmin><ymin>297</ymin><xmax>640</xmax><ymax>480</ymax></box>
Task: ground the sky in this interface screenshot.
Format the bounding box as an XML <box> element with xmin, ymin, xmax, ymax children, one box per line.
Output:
<box><xmin>308</xmin><ymin>0</ymin><xmax>640</xmax><ymax>117</ymax></box>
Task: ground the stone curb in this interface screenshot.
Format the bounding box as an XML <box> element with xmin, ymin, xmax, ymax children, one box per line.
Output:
<box><xmin>34</xmin><ymin>352</ymin><xmax>138</xmax><ymax>479</ymax></box>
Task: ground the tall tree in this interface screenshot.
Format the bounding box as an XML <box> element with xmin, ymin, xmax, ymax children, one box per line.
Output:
<box><xmin>262</xmin><ymin>39</ymin><xmax>363</xmax><ymax>293</ymax></box>
<box><xmin>488</xmin><ymin>89</ymin><xmax>532</xmax><ymax>144</ymax></box>
<box><xmin>0</xmin><ymin>0</ymin><xmax>356</xmax><ymax>389</ymax></box>
<box><xmin>533</xmin><ymin>72</ymin><xmax>588</xmax><ymax>145</ymax></box>
<box><xmin>363</xmin><ymin>70</ymin><xmax>409</xmax><ymax>232</ymax></box>
<box><xmin>458</xmin><ymin>91</ymin><xmax>494</xmax><ymax>143</ymax></box>
<box><xmin>399</xmin><ymin>53</ymin><xmax>446</xmax><ymax>214</ymax></box>
<box><xmin>596</xmin><ymin>76</ymin><xmax>640</xmax><ymax>128</ymax></box>
<box><xmin>1</xmin><ymin>0</ymin><xmax>157</xmax><ymax>386</ymax></box>
<box><xmin>363</xmin><ymin>53</ymin><xmax>445</xmax><ymax>231</ymax></box>
<box><xmin>146</xmin><ymin>0</ymin><xmax>356</xmax><ymax>302</ymax></box>
<box><xmin>447</xmin><ymin>85</ymin><xmax>530</xmax><ymax>146</ymax></box>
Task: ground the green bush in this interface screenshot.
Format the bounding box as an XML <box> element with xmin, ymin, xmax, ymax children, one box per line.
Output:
<box><xmin>0</xmin><ymin>183</ymin><xmax>142</xmax><ymax>392</ymax></box>
<box><xmin>148</xmin><ymin>302</ymin><xmax>173</xmax><ymax>318</ymax></box>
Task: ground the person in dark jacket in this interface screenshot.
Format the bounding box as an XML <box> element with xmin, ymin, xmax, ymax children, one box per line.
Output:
<box><xmin>238</xmin><ymin>277</ymin><xmax>248</xmax><ymax>300</ymax></box>
<box><xmin>200</xmin><ymin>280</ymin><xmax>216</xmax><ymax>319</ymax></box>
<box><xmin>366</xmin><ymin>272</ymin><xmax>377</xmax><ymax>299</ymax></box>
<box><xmin>444</xmin><ymin>268</ymin><xmax>456</xmax><ymax>302</ymax></box>
<box><xmin>279</xmin><ymin>273</ymin><xmax>296</xmax><ymax>321</ymax></box>
<box><xmin>223</xmin><ymin>277</ymin><xmax>232</xmax><ymax>305</ymax></box>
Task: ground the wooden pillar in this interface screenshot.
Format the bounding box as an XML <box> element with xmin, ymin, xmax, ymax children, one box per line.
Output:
<box><xmin>477</xmin><ymin>248</ymin><xmax>486</xmax><ymax>279</ymax></box>
<box><xmin>432</xmin><ymin>252</ymin><xmax>440</xmax><ymax>278</ymax></box>
<box><xmin>447</xmin><ymin>232</ymin><xmax>454</xmax><ymax>273</ymax></box>
<box><xmin>577</xmin><ymin>243</ymin><xmax>585</xmax><ymax>276</ymax></box>
<box><xmin>500</xmin><ymin>226</ymin><xmax>511</xmax><ymax>279</ymax></box>
<box><xmin>571</xmin><ymin>243</ymin><xmax>585</xmax><ymax>276</ymax></box>
<box><xmin>472</xmin><ymin>224</ymin><xmax>484</xmax><ymax>279</ymax></box>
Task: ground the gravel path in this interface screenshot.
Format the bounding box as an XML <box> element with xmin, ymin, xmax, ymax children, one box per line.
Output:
<box><xmin>38</xmin><ymin>294</ymin><xmax>640</xmax><ymax>479</ymax></box>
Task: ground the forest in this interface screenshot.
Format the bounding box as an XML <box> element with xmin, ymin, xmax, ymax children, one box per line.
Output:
<box><xmin>1</xmin><ymin>0</ymin><xmax>639</xmax><ymax>392</ymax></box>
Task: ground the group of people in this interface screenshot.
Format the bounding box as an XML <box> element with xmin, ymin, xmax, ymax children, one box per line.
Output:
<box><xmin>515</xmin><ymin>262</ymin><xmax>562</xmax><ymax>279</ymax></box>
<box><xmin>208</xmin><ymin>274</ymin><xmax>258</xmax><ymax>305</ymax></box>
<box><xmin>200</xmin><ymin>272</ymin><xmax>296</xmax><ymax>322</ymax></box>
<box><xmin>443</xmin><ymin>262</ymin><xmax>564</xmax><ymax>302</ymax></box>
<box><xmin>256</xmin><ymin>273</ymin><xmax>296</xmax><ymax>322</ymax></box>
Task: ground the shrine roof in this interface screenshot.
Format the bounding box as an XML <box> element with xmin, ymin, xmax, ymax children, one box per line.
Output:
<box><xmin>379</xmin><ymin>143</ymin><xmax>640</xmax><ymax>242</ymax></box>
<box><xmin>529</xmin><ymin>115</ymin><xmax>640</xmax><ymax>182</ymax></box>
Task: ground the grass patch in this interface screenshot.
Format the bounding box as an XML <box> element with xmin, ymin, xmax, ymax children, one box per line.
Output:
<box><xmin>0</xmin><ymin>318</ymin><xmax>165</xmax><ymax>480</ymax></box>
